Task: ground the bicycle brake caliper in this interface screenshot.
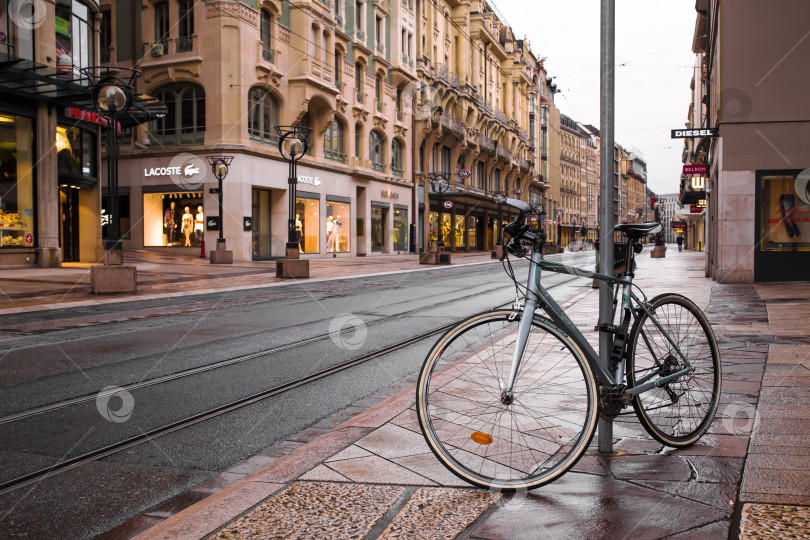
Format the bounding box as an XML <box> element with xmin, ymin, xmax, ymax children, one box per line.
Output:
<box><xmin>509</xmin><ymin>294</ymin><xmax>522</xmax><ymax>321</ymax></box>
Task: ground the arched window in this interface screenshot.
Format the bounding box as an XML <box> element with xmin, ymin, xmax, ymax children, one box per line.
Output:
<box><xmin>369</xmin><ymin>130</ymin><xmax>385</xmax><ymax>171</ymax></box>
<box><xmin>260</xmin><ymin>9</ymin><xmax>273</xmax><ymax>62</ymax></box>
<box><xmin>152</xmin><ymin>83</ymin><xmax>205</xmax><ymax>146</ymax></box>
<box><xmin>248</xmin><ymin>87</ymin><xmax>279</xmax><ymax>145</ymax></box>
<box><xmin>391</xmin><ymin>139</ymin><xmax>404</xmax><ymax>177</ymax></box>
<box><xmin>324</xmin><ymin>119</ymin><xmax>345</xmax><ymax>162</ymax></box>
<box><xmin>355</xmin><ymin>123</ymin><xmax>362</xmax><ymax>158</ymax></box>
<box><xmin>355</xmin><ymin>62</ymin><xmax>364</xmax><ymax>102</ymax></box>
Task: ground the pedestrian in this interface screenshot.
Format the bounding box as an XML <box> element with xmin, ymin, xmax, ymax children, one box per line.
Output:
<box><xmin>676</xmin><ymin>235</ymin><xmax>684</xmax><ymax>252</ymax></box>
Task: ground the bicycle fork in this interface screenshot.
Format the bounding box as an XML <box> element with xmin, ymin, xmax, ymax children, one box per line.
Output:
<box><xmin>500</xmin><ymin>249</ymin><xmax>543</xmax><ymax>403</ymax></box>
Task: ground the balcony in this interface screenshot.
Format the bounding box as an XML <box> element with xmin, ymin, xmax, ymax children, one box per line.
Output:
<box><xmin>376</xmin><ymin>98</ymin><xmax>383</xmax><ymax>113</ymax></box>
<box><xmin>356</xmin><ymin>29</ymin><xmax>365</xmax><ymax>41</ymax></box>
<box><xmin>479</xmin><ymin>135</ymin><xmax>495</xmax><ymax>152</ymax></box>
<box><xmin>376</xmin><ymin>42</ymin><xmax>384</xmax><ymax>55</ymax></box>
<box><xmin>356</xmin><ymin>91</ymin><xmax>365</xmax><ymax>104</ymax></box>
<box><xmin>371</xmin><ymin>160</ymin><xmax>386</xmax><ymax>172</ymax></box>
<box><xmin>261</xmin><ymin>44</ymin><xmax>274</xmax><ymax>63</ymax></box>
<box><xmin>335</xmin><ymin>14</ymin><xmax>343</xmax><ymax>27</ymax></box>
<box><xmin>439</xmin><ymin>113</ymin><xmax>464</xmax><ymax>139</ymax></box>
<box><xmin>335</xmin><ymin>80</ymin><xmax>342</xmax><ymax>91</ymax></box>
<box><xmin>519</xmin><ymin>158</ymin><xmax>530</xmax><ymax>171</ymax></box>
<box><xmin>392</xmin><ymin>165</ymin><xmax>404</xmax><ymax>177</ymax></box>
<box><xmin>495</xmin><ymin>110</ymin><xmax>509</xmax><ymax>125</ymax></box>
<box><xmin>176</xmin><ymin>36</ymin><xmax>193</xmax><ymax>53</ymax></box>
<box><xmin>324</xmin><ymin>149</ymin><xmax>346</xmax><ymax>162</ymax></box>
<box><xmin>496</xmin><ymin>144</ymin><xmax>510</xmax><ymax>160</ymax></box>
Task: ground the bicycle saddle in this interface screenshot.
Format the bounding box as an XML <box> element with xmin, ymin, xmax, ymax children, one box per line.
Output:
<box><xmin>613</xmin><ymin>222</ymin><xmax>662</xmax><ymax>238</ymax></box>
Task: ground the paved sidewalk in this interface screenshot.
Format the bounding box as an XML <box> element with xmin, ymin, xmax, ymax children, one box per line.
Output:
<box><xmin>90</xmin><ymin>249</ymin><xmax>808</xmax><ymax>540</ymax></box>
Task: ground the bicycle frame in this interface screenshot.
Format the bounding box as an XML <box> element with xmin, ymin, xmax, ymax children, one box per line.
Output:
<box><xmin>502</xmin><ymin>246</ymin><xmax>694</xmax><ymax>400</ymax></box>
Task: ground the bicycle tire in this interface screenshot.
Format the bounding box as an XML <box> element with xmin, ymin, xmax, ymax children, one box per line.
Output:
<box><xmin>627</xmin><ymin>294</ymin><xmax>721</xmax><ymax>447</ymax></box>
<box><xmin>416</xmin><ymin>310</ymin><xmax>599</xmax><ymax>491</ymax></box>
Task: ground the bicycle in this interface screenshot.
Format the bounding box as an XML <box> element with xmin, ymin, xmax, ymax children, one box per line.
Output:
<box><xmin>416</xmin><ymin>199</ymin><xmax>721</xmax><ymax>491</ymax></box>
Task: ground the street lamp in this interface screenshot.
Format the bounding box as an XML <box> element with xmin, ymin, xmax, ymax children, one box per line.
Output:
<box><xmin>82</xmin><ymin>66</ymin><xmax>140</xmax><ymax>261</ymax></box>
<box><xmin>429</xmin><ymin>172</ymin><xmax>450</xmax><ymax>248</ymax></box>
<box><xmin>492</xmin><ymin>191</ymin><xmax>507</xmax><ymax>246</ymax></box>
<box><xmin>276</xmin><ymin>125</ymin><xmax>312</xmax><ymax>278</ymax></box>
<box><xmin>555</xmin><ymin>209</ymin><xmax>563</xmax><ymax>246</ymax></box>
<box><xmin>205</xmin><ymin>155</ymin><xmax>234</xmax><ymax>264</ymax></box>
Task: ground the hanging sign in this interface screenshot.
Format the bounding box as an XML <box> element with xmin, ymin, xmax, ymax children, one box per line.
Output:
<box><xmin>457</xmin><ymin>169</ymin><xmax>471</xmax><ymax>180</ymax></box>
<box><xmin>442</xmin><ymin>200</ymin><xmax>454</xmax><ymax>209</ymax></box>
<box><xmin>683</xmin><ymin>164</ymin><xmax>708</xmax><ymax>175</ymax></box>
<box><xmin>671</xmin><ymin>128</ymin><xmax>719</xmax><ymax>139</ymax></box>
<box><xmin>513</xmin><ymin>188</ymin><xmax>523</xmax><ymax>195</ymax></box>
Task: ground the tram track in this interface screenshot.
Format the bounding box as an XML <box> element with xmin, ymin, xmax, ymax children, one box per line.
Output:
<box><xmin>0</xmin><ymin>264</ymin><xmax>589</xmax><ymax>496</ymax></box>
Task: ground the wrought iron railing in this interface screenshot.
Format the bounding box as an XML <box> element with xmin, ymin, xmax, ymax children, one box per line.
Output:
<box><xmin>261</xmin><ymin>45</ymin><xmax>274</xmax><ymax>63</ymax></box>
<box><xmin>479</xmin><ymin>135</ymin><xmax>495</xmax><ymax>152</ymax></box>
<box><xmin>176</xmin><ymin>36</ymin><xmax>193</xmax><ymax>53</ymax></box>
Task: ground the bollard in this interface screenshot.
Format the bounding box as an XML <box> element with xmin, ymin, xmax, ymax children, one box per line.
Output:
<box><xmin>200</xmin><ymin>236</ymin><xmax>206</xmax><ymax>258</ymax></box>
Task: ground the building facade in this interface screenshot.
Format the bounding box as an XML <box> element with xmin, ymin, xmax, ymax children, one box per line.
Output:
<box><xmin>1</xmin><ymin>0</ymin><xmax>107</xmax><ymax>267</ymax></box>
<box><xmin>685</xmin><ymin>0</ymin><xmax>810</xmax><ymax>282</ymax></box>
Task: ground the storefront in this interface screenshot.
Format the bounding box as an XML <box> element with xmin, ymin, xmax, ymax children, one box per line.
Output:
<box><xmin>117</xmin><ymin>153</ymin><xmax>412</xmax><ymax>260</ymax></box>
<box><xmin>426</xmin><ymin>192</ymin><xmax>515</xmax><ymax>252</ymax></box>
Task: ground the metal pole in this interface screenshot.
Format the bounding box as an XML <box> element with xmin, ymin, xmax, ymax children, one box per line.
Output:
<box><xmin>218</xmin><ymin>176</ymin><xmax>224</xmax><ymax>242</ymax></box>
<box><xmin>288</xmin><ymin>155</ymin><xmax>297</xmax><ymax>248</ymax></box>
<box><xmin>598</xmin><ymin>0</ymin><xmax>615</xmax><ymax>454</ymax></box>
<box><xmin>106</xmin><ymin>118</ymin><xmax>119</xmax><ymax>251</ymax></box>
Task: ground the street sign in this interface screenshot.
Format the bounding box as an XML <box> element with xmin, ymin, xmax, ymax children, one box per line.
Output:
<box><xmin>671</xmin><ymin>128</ymin><xmax>719</xmax><ymax>139</ymax></box>
<box><xmin>207</xmin><ymin>216</ymin><xmax>220</xmax><ymax>230</ymax></box>
<box><xmin>683</xmin><ymin>164</ymin><xmax>708</xmax><ymax>175</ymax></box>
<box><xmin>457</xmin><ymin>168</ymin><xmax>471</xmax><ymax>180</ymax></box>
<box><xmin>243</xmin><ymin>217</ymin><xmax>252</xmax><ymax>231</ymax></box>
<box><xmin>689</xmin><ymin>204</ymin><xmax>705</xmax><ymax>213</ymax></box>
<box><xmin>442</xmin><ymin>200</ymin><xmax>454</xmax><ymax>209</ymax></box>
<box><xmin>513</xmin><ymin>188</ymin><xmax>523</xmax><ymax>195</ymax></box>
<box><xmin>671</xmin><ymin>221</ymin><xmax>687</xmax><ymax>229</ymax></box>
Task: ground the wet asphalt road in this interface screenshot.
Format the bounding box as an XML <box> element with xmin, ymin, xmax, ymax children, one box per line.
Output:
<box><xmin>0</xmin><ymin>253</ymin><xmax>594</xmax><ymax>539</ymax></box>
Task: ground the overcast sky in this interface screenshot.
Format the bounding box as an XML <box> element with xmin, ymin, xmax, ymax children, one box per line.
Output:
<box><xmin>491</xmin><ymin>0</ymin><xmax>698</xmax><ymax>195</ymax></box>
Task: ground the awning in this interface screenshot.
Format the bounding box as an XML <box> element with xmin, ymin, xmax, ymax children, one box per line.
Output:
<box><xmin>0</xmin><ymin>52</ymin><xmax>165</xmax><ymax>127</ymax></box>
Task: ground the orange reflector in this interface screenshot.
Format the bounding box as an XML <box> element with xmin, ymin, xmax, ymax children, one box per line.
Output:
<box><xmin>471</xmin><ymin>432</ymin><xmax>493</xmax><ymax>445</ymax></box>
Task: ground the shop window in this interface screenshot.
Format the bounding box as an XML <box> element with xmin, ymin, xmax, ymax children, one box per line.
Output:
<box><xmin>295</xmin><ymin>194</ymin><xmax>320</xmax><ymax>253</ymax></box>
<box><xmin>370</xmin><ymin>130</ymin><xmax>385</xmax><ymax>172</ymax></box>
<box><xmin>100</xmin><ymin>10</ymin><xmax>112</xmax><ymax>63</ymax></box>
<box><xmin>393</xmin><ymin>206</ymin><xmax>407</xmax><ymax>251</ymax></box>
<box><xmin>142</xmin><ymin>191</ymin><xmax>203</xmax><ymax>246</ymax></box>
<box><xmin>55</xmin><ymin>0</ymin><xmax>94</xmax><ymax>77</ymax></box>
<box><xmin>324</xmin><ymin>119</ymin><xmax>346</xmax><ymax>162</ymax></box>
<box><xmin>56</xmin><ymin>126</ymin><xmax>96</xmax><ymax>180</ymax></box>
<box><xmin>326</xmin><ymin>198</ymin><xmax>350</xmax><ymax>252</ymax></box>
<box><xmin>0</xmin><ymin>115</ymin><xmax>34</xmax><ymax>248</ymax></box>
<box><xmin>0</xmin><ymin>0</ymin><xmax>34</xmax><ymax>60</ymax></box>
<box><xmin>252</xmin><ymin>188</ymin><xmax>272</xmax><ymax>259</ymax></box>
<box><xmin>101</xmin><ymin>192</ymin><xmax>131</xmax><ymax>241</ymax></box>
<box><xmin>248</xmin><ymin>87</ymin><xmax>280</xmax><ymax>145</ymax></box>
<box><xmin>152</xmin><ymin>83</ymin><xmax>205</xmax><ymax>146</ymax></box>
<box><xmin>391</xmin><ymin>139</ymin><xmax>404</xmax><ymax>177</ymax></box>
<box><xmin>760</xmin><ymin>173</ymin><xmax>810</xmax><ymax>251</ymax></box>
<box><xmin>455</xmin><ymin>214</ymin><xmax>465</xmax><ymax>248</ymax></box>
<box><xmin>467</xmin><ymin>215</ymin><xmax>476</xmax><ymax>248</ymax></box>
<box><xmin>371</xmin><ymin>204</ymin><xmax>387</xmax><ymax>252</ymax></box>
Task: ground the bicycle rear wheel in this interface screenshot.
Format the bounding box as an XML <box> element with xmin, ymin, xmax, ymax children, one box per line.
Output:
<box><xmin>416</xmin><ymin>310</ymin><xmax>598</xmax><ymax>491</ymax></box>
<box><xmin>627</xmin><ymin>294</ymin><xmax>721</xmax><ymax>447</ymax></box>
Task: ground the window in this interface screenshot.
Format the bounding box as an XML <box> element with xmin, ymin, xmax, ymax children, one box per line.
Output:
<box><xmin>100</xmin><ymin>10</ymin><xmax>112</xmax><ymax>62</ymax></box>
<box><xmin>419</xmin><ymin>141</ymin><xmax>425</xmax><ymax>172</ymax></box>
<box><xmin>334</xmin><ymin>50</ymin><xmax>341</xmax><ymax>87</ymax></box>
<box><xmin>152</xmin><ymin>83</ymin><xmax>205</xmax><ymax>146</ymax></box>
<box><xmin>295</xmin><ymin>194</ymin><xmax>320</xmax><ymax>253</ymax></box>
<box><xmin>248</xmin><ymin>87</ymin><xmax>279</xmax><ymax>145</ymax></box>
<box><xmin>355</xmin><ymin>62</ymin><xmax>364</xmax><ymax>102</ymax></box>
<box><xmin>760</xmin><ymin>172</ymin><xmax>810</xmax><ymax>252</ymax></box>
<box><xmin>375</xmin><ymin>76</ymin><xmax>382</xmax><ymax>112</ymax></box>
<box><xmin>0</xmin><ymin>115</ymin><xmax>34</xmax><ymax>249</ymax></box>
<box><xmin>177</xmin><ymin>0</ymin><xmax>194</xmax><ymax>52</ymax></box>
<box><xmin>371</xmin><ymin>204</ymin><xmax>387</xmax><ymax>251</ymax></box>
<box><xmin>326</xmin><ymin>199</ymin><xmax>351</xmax><ymax>252</ymax></box>
<box><xmin>396</xmin><ymin>87</ymin><xmax>403</xmax><ymax>120</ymax></box>
<box><xmin>391</xmin><ymin>139</ymin><xmax>404</xmax><ymax>177</ymax></box>
<box><xmin>55</xmin><ymin>0</ymin><xmax>94</xmax><ymax>75</ymax></box>
<box><xmin>324</xmin><ymin>119</ymin><xmax>346</xmax><ymax>162</ymax></box>
<box><xmin>153</xmin><ymin>2</ymin><xmax>169</xmax><ymax>53</ymax></box>
<box><xmin>297</xmin><ymin>113</ymin><xmax>313</xmax><ymax>155</ymax></box>
<box><xmin>355</xmin><ymin>123</ymin><xmax>362</xmax><ymax>158</ymax></box>
<box><xmin>477</xmin><ymin>161</ymin><xmax>485</xmax><ymax>189</ymax></box>
<box><xmin>260</xmin><ymin>10</ymin><xmax>273</xmax><ymax>62</ymax></box>
<box><xmin>394</xmin><ymin>206</ymin><xmax>408</xmax><ymax>251</ymax></box>
<box><xmin>493</xmin><ymin>168</ymin><xmax>501</xmax><ymax>193</ymax></box>
<box><xmin>370</xmin><ymin>130</ymin><xmax>385</xmax><ymax>171</ymax></box>
<box><xmin>56</xmin><ymin>126</ymin><xmax>96</xmax><ymax>179</ymax></box>
<box><xmin>355</xmin><ymin>1</ymin><xmax>363</xmax><ymax>36</ymax></box>
<box><xmin>441</xmin><ymin>145</ymin><xmax>451</xmax><ymax>174</ymax></box>
<box><xmin>142</xmin><ymin>191</ymin><xmax>204</xmax><ymax>247</ymax></box>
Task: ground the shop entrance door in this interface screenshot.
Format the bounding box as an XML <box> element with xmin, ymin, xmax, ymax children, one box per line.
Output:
<box><xmin>371</xmin><ymin>205</ymin><xmax>388</xmax><ymax>252</ymax></box>
<box><xmin>251</xmin><ymin>188</ymin><xmax>272</xmax><ymax>260</ymax></box>
<box><xmin>60</xmin><ymin>186</ymin><xmax>80</xmax><ymax>262</ymax></box>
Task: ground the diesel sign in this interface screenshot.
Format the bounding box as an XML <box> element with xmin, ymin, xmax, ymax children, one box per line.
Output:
<box><xmin>671</xmin><ymin>128</ymin><xmax>719</xmax><ymax>139</ymax></box>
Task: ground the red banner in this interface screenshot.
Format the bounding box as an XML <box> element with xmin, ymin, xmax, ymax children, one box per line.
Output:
<box><xmin>683</xmin><ymin>164</ymin><xmax>708</xmax><ymax>175</ymax></box>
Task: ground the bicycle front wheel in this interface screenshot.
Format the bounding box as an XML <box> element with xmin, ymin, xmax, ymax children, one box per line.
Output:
<box><xmin>416</xmin><ymin>310</ymin><xmax>599</xmax><ymax>491</ymax></box>
<box><xmin>627</xmin><ymin>294</ymin><xmax>721</xmax><ymax>447</ymax></box>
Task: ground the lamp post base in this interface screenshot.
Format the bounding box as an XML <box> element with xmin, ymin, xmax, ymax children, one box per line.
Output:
<box><xmin>651</xmin><ymin>244</ymin><xmax>667</xmax><ymax>258</ymax></box>
<box><xmin>103</xmin><ymin>249</ymin><xmax>124</xmax><ymax>266</ymax></box>
<box><xmin>91</xmin><ymin>264</ymin><xmax>137</xmax><ymax>294</ymax></box>
<box><xmin>276</xmin><ymin>258</ymin><xmax>309</xmax><ymax>278</ymax></box>
<box><xmin>210</xmin><ymin>238</ymin><xmax>233</xmax><ymax>264</ymax></box>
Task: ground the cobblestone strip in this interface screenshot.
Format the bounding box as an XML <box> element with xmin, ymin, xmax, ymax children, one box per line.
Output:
<box><xmin>379</xmin><ymin>487</ymin><xmax>494</xmax><ymax>539</ymax></box>
<box><xmin>210</xmin><ymin>481</ymin><xmax>405</xmax><ymax>539</ymax></box>
<box><xmin>740</xmin><ymin>503</ymin><xmax>810</xmax><ymax>539</ymax></box>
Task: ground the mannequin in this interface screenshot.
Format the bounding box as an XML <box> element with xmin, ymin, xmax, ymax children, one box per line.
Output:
<box><xmin>326</xmin><ymin>216</ymin><xmax>335</xmax><ymax>252</ymax></box>
<box><xmin>194</xmin><ymin>205</ymin><xmax>204</xmax><ymax>244</ymax></box>
<box><xmin>181</xmin><ymin>206</ymin><xmax>193</xmax><ymax>246</ymax></box>
<box><xmin>164</xmin><ymin>201</ymin><xmax>177</xmax><ymax>245</ymax></box>
<box><xmin>295</xmin><ymin>213</ymin><xmax>303</xmax><ymax>252</ymax></box>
